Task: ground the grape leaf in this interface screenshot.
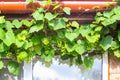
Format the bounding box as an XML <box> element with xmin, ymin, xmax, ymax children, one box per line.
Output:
<box><xmin>6</xmin><ymin>21</ymin><xmax>14</xmax><ymax>30</ymax></box>
<box><xmin>23</xmin><ymin>40</ymin><xmax>33</xmax><ymax>49</ymax></box>
<box><xmin>52</xmin><ymin>18</ymin><xmax>66</xmax><ymax>30</ymax></box>
<box><xmin>84</xmin><ymin>57</ymin><xmax>94</xmax><ymax>69</ymax></box>
<box><xmin>65</xmin><ymin>32</ymin><xmax>78</xmax><ymax>41</ymax></box>
<box><xmin>41</xmin><ymin>38</ymin><xmax>49</xmax><ymax>45</ymax></box>
<box><xmin>15</xmin><ymin>39</ymin><xmax>24</xmax><ymax>48</ymax></box>
<box><xmin>111</xmin><ymin>41</ymin><xmax>119</xmax><ymax>50</ymax></box>
<box><xmin>0</xmin><ymin>28</ymin><xmax>5</xmax><ymax>40</ymax></box>
<box><xmin>71</xmin><ymin>21</ymin><xmax>79</xmax><ymax>28</ymax></box>
<box><xmin>32</xmin><ymin>11</ymin><xmax>44</xmax><ymax>21</ymax></box>
<box><xmin>100</xmin><ymin>35</ymin><xmax>113</xmax><ymax>51</ymax></box>
<box><xmin>101</xmin><ymin>18</ymin><xmax>116</xmax><ymax>26</ymax></box>
<box><xmin>79</xmin><ymin>24</ymin><xmax>91</xmax><ymax>37</ymax></box>
<box><xmin>103</xmin><ymin>11</ymin><xmax>113</xmax><ymax>18</ymax></box>
<box><xmin>86</xmin><ymin>34</ymin><xmax>100</xmax><ymax>43</ymax></box>
<box><xmin>76</xmin><ymin>55</ymin><xmax>83</xmax><ymax>65</ymax></box>
<box><xmin>0</xmin><ymin>16</ymin><xmax>5</xmax><ymax>24</ymax></box>
<box><xmin>3</xmin><ymin>30</ymin><xmax>16</xmax><ymax>46</ymax></box>
<box><xmin>7</xmin><ymin>61</ymin><xmax>20</xmax><ymax>75</ymax></box>
<box><xmin>41</xmin><ymin>47</ymin><xmax>54</xmax><ymax>62</ymax></box>
<box><xmin>17</xmin><ymin>51</ymin><xmax>28</xmax><ymax>62</ymax></box>
<box><xmin>21</xmin><ymin>20</ymin><xmax>33</xmax><ymax>27</ymax></box>
<box><xmin>0</xmin><ymin>61</ymin><xmax>4</xmax><ymax>69</ymax></box>
<box><xmin>12</xmin><ymin>19</ymin><xmax>22</xmax><ymax>28</ymax></box>
<box><xmin>75</xmin><ymin>40</ymin><xmax>86</xmax><ymax>55</ymax></box>
<box><xmin>26</xmin><ymin>0</ymin><xmax>33</xmax><ymax>4</ymax></box>
<box><xmin>0</xmin><ymin>42</ymin><xmax>8</xmax><ymax>52</ymax></box>
<box><xmin>65</xmin><ymin>42</ymin><xmax>76</xmax><ymax>52</ymax></box>
<box><xmin>63</xmin><ymin>7</ymin><xmax>71</xmax><ymax>15</ymax></box>
<box><xmin>114</xmin><ymin>50</ymin><xmax>120</xmax><ymax>58</ymax></box>
<box><xmin>31</xmin><ymin>34</ymin><xmax>41</xmax><ymax>45</ymax></box>
<box><xmin>29</xmin><ymin>22</ymin><xmax>44</xmax><ymax>33</ymax></box>
<box><xmin>45</xmin><ymin>12</ymin><xmax>56</xmax><ymax>21</ymax></box>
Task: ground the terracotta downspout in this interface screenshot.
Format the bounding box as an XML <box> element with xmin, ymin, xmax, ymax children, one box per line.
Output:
<box><xmin>0</xmin><ymin>1</ymin><xmax>117</xmax><ymax>14</ymax></box>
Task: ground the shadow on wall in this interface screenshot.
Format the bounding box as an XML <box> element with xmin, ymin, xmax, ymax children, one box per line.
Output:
<box><xmin>0</xmin><ymin>67</ymin><xmax>17</xmax><ymax>80</ymax></box>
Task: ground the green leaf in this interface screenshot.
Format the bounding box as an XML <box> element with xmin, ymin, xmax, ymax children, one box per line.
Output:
<box><xmin>71</xmin><ymin>21</ymin><xmax>79</xmax><ymax>28</ymax></box>
<box><xmin>111</xmin><ymin>41</ymin><xmax>119</xmax><ymax>50</ymax></box>
<box><xmin>96</xmin><ymin>12</ymin><xmax>103</xmax><ymax>17</ymax></box>
<box><xmin>26</xmin><ymin>0</ymin><xmax>33</xmax><ymax>4</ymax></box>
<box><xmin>95</xmin><ymin>16</ymin><xmax>106</xmax><ymax>24</ymax></box>
<box><xmin>32</xmin><ymin>11</ymin><xmax>44</xmax><ymax>20</ymax></box>
<box><xmin>6</xmin><ymin>21</ymin><xmax>14</xmax><ymax>30</ymax></box>
<box><xmin>63</xmin><ymin>7</ymin><xmax>71</xmax><ymax>15</ymax></box>
<box><xmin>7</xmin><ymin>61</ymin><xmax>20</xmax><ymax>75</ymax></box>
<box><xmin>65</xmin><ymin>42</ymin><xmax>76</xmax><ymax>52</ymax></box>
<box><xmin>12</xmin><ymin>19</ymin><xmax>22</xmax><ymax>28</ymax></box>
<box><xmin>17</xmin><ymin>51</ymin><xmax>28</xmax><ymax>62</ymax></box>
<box><xmin>113</xmin><ymin>6</ymin><xmax>120</xmax><ymax>15</ymax></box>
<box><xmin>57</xmin><ymin>31</ymin><xmax>65</xmax><ymax>38</ymax></box>
<box><xmin>86</xmin><ymin>34</ymin><xmax>100</xmax><ymax>43</ymax></box>
<box><xmin>84</xmin><ymin>57</ymin><xmax>94</xmax><ymax>69</ymax></box>
<box><xmin>52</xmin><ymin>18</ymin><xmax>66</xmax><ymax>30</ymax></box>
<box><xmin>110</xmin><ymin>22</ymin><xmax>117</xmax><ymax>30</ymax></box>
<box><xmin>76</xmin><ymin>55</ymin><xmax>83</xmax><ymax>65</ymax></box>
<box><xmin>3</xmin><ymin>30</ymin><xmax>16</xmax><ymax>46</ymax></box>
<box><xmin>0</xmin><ymin>43</ymin><xmax>8</xmax><ymax>52</ymax></box>
<box><xmin>45</xmin><ymin>12</ymin><xmax>56</xmax><ymax>21</ymax></box>
<box><xmin>0</xmin><ymin>16</ymin><xmax>5</xmax><ymax>24</ymax></box>
<box><xmin>0</xmin><ymin>61</ymin><xmax>4</xmax><ymax>69</ymax></box>
<box><xmin>29</xmin><ymin>22</ymin><xmax>44</xmax><ymax>33</ymax></box>
<box><xmin>41</xmin><ymin>0</ymin><xmax>51</xmax><ymax>6</ymax></box>
<box><xmin>17</xmin><ymin>30</ymin><xmax>28</xmax><ymax>41</ymax></box>
<box><xmin>41</xmin><ymin>47</ymin><xmax>54</xmax><ymax>62</ymax></box>
<box><xmin>79</xmin><ymin>24</ymin><xmax>91</xmax><ymax>37</ymax></box>
<box><xmin>103</xmin><ymin>11</ymin><xmax>113</xmax><ymax>18</ymax></box>
<box><xmin>21</xmin><ymin>20</ymin><xmax>34</xmax><ymax>27</ymax></box>
<box><xmin>0</xmin><ymin>28</ymin><xmax>5</xmax><ymax>40</ymax></box>
<box><xmin>41</xmin><ymin>38</ymin><xmax>49</xmax><ymax>45</ymax></box>
<box><xmin>15</xmin><ymin>39</ymin><xmax>24</xmax><ymax>48</ymax></box>
<box><xmin>53</xmin><ymin>4</ymin><xmax>61</xmax><ymax>10</ymax></box>
<box><xmin>101</xmin><ymin>18</ymin><xmax>116</xmax><ymax>26</ymax></box>
<box><xmin>100</xmin><ymin>36</ymin><xmax>113</xmax><ymax>51</ymax></box>
<box><xmin>23</xmin><ymin>40</ymin><xmax>33</xmax><ymax>49</ymax></box>
<box><xmin>94</xmin><ymin>26</ymin><xmax>102</xmax><ymax>31</ymax></box>
<box><xmin>75</xmin><ymin>40</ymin><xmax>86</xmax><ymax>55</ymax></box>
<box><xmin>114</xmin><ymin>50</ymin><xmax>120</xmax><ymax>58</ymax></box>
<box><xmin>38</xmin><ymin>8</ymin><xmax>44</xmax><ymax>13</ymax></box>
<box><xmin>65</xmin><ymin>32</ymin><xmax>79</xmax><ymax>41</ymax></box>
<box><xmin>118</xmin><ymin>31</ymin><xmax>120</xmax><ymax>41</ymax></box>
<box><xmin>31</xmin><ymin>34</ymin><xmax>41</xmax><ymax>45</ymax></box>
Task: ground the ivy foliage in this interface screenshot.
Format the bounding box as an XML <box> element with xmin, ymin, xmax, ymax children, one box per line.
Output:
<box><xmin>0</xmin><ymin>1</ymin><xmax>120</xmax><ymax>75</ymax></box>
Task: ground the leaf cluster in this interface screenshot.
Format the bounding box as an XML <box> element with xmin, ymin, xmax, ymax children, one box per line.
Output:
<box><xmin>0</xmin><ymin>1</ymin><xmax>120</xmax><ymax>75</ymax></box>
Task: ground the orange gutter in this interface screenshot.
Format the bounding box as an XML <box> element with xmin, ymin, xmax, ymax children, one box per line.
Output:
<box><xmin>0</xmin><ymin>1</ymin><xmax>117</xmax><ymax>14</ymax></box>
<box><xmin>0</xmin><ymin>2</ymin><xmax>26</xmax><ymax>10</ymax></box>
<box><xmin>60</xmin><ymin>1</ymin><xmax>117</xmax><ymax>11</ymax></box>
<box><xmin>0</xmin><ymin>0</ymin><xmax>24</xmax><ymax>1</ymax></box>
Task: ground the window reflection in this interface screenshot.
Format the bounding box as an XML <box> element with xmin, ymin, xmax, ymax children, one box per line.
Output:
<box><xmin>33</xmin><ymin>56</ymin><xmax>102</xmax><ymax>80</ymax></box>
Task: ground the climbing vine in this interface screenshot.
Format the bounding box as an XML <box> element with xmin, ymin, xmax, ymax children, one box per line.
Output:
<box><xmin>0</xmin><ymin>0</ymin><xmax>120</xmax><ymax>75</ymax></box>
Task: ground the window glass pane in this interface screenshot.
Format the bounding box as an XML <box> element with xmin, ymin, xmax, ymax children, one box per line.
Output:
<box><xmin>33</xmin><ymin>56</ymin><xmax>102</xmax><ymax>80</ymax></box>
